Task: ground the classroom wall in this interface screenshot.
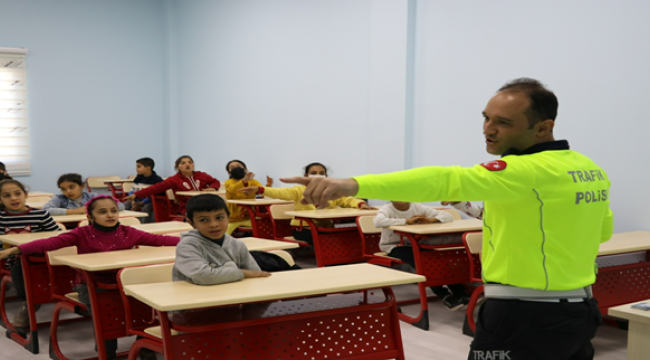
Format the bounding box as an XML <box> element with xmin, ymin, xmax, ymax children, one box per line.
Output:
<box><xmin>171</xmin><ymin>0</ymin><xmax>410</xmax><ymax>183</ymax></box>
<box><xmin>411</xmin><ymin>0</ymin><xmax>650</xmax><ymax>232</ymax></box>
<box><xmin>0</xmin><ymin>0</ymin><xmax>166</xmax><ymax>193</ymax></box>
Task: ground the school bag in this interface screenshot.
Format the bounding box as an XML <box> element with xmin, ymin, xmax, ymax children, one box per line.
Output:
<box><xmin>250</xmin><ymin>251</ymin><xmax>301</xmax><ymax>272</ymax></box>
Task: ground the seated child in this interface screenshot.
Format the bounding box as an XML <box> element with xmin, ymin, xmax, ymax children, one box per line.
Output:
<box><xmin>124</xmin><ymin>157</ymin><xmax>164</xmax><ymax>223</ymax></box>
<box><xmin>43</xmin><ymin>173</ymin><xmax>125</xmax><ymax>216</ymax></box>
<box><xmin>0</xmin><ymin>179</ymin><xmax>60</xmax><ymax>328</ymax></box>
<box><xmin>239</xmin><ymin>162</ymin><xmax>376</xmax><ymax>245</ymax></box>
<box><xmin>224</xmin><ymin>159</ymin><xmax>273</xmax><ymax>235</ymax></box>
<box><xmin>373</xmin><ymin>201</ymin><xmax>470</xmax><ymax>311</ymax></box>
<box><xmin>442</xmin><ymin>201</ymin><xmax>483</xmax><ymax>219</ymax></box>
<box><xmin>125</xmin><ymin>155</ymin><xmax>220</xmax><ymax>218</ymax></box>
<box><xmin>0</xmin><ymin>195</ymin><xmax>179</xmax><ymax>360</ymax></box>
<box><xmin>173</xmin><ymin>194</ymin><xmax>270</xmax><ymax>285</ymax></box>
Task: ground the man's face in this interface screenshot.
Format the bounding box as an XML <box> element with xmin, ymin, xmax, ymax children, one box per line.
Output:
<box><xmin>483</xmin><ymin>91</ymin><xmax>537</xmax><ymax>155</ymax></box>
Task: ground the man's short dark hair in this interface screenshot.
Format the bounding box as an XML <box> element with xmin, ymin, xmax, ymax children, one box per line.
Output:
<box><xmin>186</xmin><ymin>194</ymin><xmax>230</xmax><ymax>221</ymax></box>
<box><xmin>498</xmin><ymin>78</ymin><xmax>558</xmax><ymax>128</ymax></box>
<box><xmin>136</xmin><ymin>157</ymin><xmax>155</xmax><ymax>169</ymax></box>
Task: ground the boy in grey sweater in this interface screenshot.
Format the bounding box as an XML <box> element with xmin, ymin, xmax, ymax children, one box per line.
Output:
<box><xmin>172</xmin><ymin>194</ymin><xmax>270</xmax><ymax>285</ymax></box>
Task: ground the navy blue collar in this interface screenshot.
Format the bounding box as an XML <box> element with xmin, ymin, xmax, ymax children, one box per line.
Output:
<box><xmin>502</xmin><ymin>140</ymin><xmax>570</xmax><ymax>157</ymax></box>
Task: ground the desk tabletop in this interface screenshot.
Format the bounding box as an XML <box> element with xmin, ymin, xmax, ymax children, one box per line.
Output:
<box><xmin>175</xmin><ymin>191</ymin><xmax>226</xmax><ymax>197</ymax></box>
<box><xmin>389</xmin><ymin>219</ymin><xmax>483</xmax><ymax>235</ymax></box>
<box><xmin>52</xmin><ymin>210</ymin><xmax>148</xmax><ymax>223</ymax></box>
<box><xmin>285</xmin><ymin>208</ymin><xmax>378</xmax><ymax>219</ymax></box>
<box><xmin>237</xmin><ymin>237</ymin><xmax>299</xmax><ymax>251</ymax></box>
<box><xmin>227</xmin><ymin>199</ymin><xmax>291</xmax><ymax>206</ymax></box>
<box><xmin>129</xmin><ymin>222</ymin><xmax>192</xmax><ymax>234</ymax></box>
<box><xmin>28</xmin><ymin>191</ymin><xmax>54</xmax><ymax>197</ymax></box>
<box><xmin>0</xmin><ymin>230</ymin><xmax>67</xmax><ymax>246</ymax></box>
<box><xmin>26</xmin><ymin>200</ymin><xmax>49</xmax><ymax>209</ymax></box>
<box><xmin>102</xmin><ymin>179</ymin><xmax>134</xmax><ymax>183</ymax></box>
<box><xmin>598</xmin><ymin>231</ymin><xmax>650</xmax><ymax>256</ymax></box>
<box><xmin>609</xmin><ymin>299</ymin><xmax>650</xmax><ymax>325</ymax></box>
<box><xmin>124</xmin><ymin>263</ymin><xmax>425</xmax><ymax>311</ymax></box>
<box><xmin>51</xmin><ymin>246</ymin><xmax>176</xmax><ymax>271</ymax></box>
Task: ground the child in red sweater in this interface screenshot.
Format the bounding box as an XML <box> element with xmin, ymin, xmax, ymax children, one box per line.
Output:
<box><xmin>125</xmin><ymin>155</ymin><xmax>221</xmax><ymax>217</ymax></box>
<box><xmin>0</xmin><ymin>195</ymin><xmax>179</xmax><ymax>360</ymax></box>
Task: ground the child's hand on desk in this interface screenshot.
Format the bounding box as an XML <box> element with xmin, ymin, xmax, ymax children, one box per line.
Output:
<box><xmin>132</xmin><ymin>201</ymin><xmax>144</xmax><ymax>211</ymax></box>
<box><xmin>238</xmin><ymin>187</ymin><xmax>260</xmax><ymax>196</ymax></box>
<box><xmin>406</xmin><ymin>216</ymin><xmax>426</xmax><ymax>225</ymax></box>
<box><xmin>441</xmin><ymin>201</ymin><xmax>460</xmax><ymax>206</ymax></box>
<box><xmin>124</xmin><ymin>194</ymin><xmax>137</xmax><ymax>202</ymax></box>
<box><xmin>266</xmin><ymin>176</ymin><xmax>273</xmax><ymax>187</ymax></box>
<box><xmin>416</xmin><ymin>217</ymin><xmax>440</xmax><ymax>224</ymax></box>
<box><xmin>360</xmin><ymin>204</ymin><xmax>378</xmax><ymax>210</ymax></box>
<box><xmin>67</xmin><ymin>207</ymin><xmax>87</xmax><ymax>215</ymax></box>
<box><xmin>0</xmin><ymin>247</ymin><xmax>21</xmax><ymax>260</ymax></box>
<box><xmin>241</xmin><ymin>269</ymin><xmax>272</xmax><ymax>278</ymax></box>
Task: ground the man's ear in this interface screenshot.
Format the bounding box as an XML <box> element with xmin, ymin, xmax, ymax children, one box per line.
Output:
<box><xmin>535</xmin><ymin>119</ymin><xmax>555</xmax><ymax>137</ymax></box>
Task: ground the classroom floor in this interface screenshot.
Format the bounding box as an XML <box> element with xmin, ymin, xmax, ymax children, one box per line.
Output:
<box><xmin>2</xmin><ymin>257</ymin><xmax>628</xmax><ymax>359</ymax></box>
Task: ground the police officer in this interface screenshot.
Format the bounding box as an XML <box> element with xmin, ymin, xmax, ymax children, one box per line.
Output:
<box><xmin>283</xmin><ymin>78</ymin><xmax>613</xmax><ymax>360</ymax></box>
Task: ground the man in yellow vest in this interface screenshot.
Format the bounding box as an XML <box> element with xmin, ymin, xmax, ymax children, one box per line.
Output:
<box><xmin>283</xmin><ymin>78</ymin><xmax>613</xmax><ymax>360</ymax></box>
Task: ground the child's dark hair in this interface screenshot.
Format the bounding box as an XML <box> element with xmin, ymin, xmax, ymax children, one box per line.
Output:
<box><xmin>0</xmin><ymin>162</ymin><xmax>10</xmax><ymax>180</ymax></box>
<box><xmin>225</xmin><ymin>160</ymin><xmax>247</xmax><ymax>173</ymax></box>
<box><xmin>136</xmin><ymin>157</ymin><xmax>155</xmax><ymax>169</ymax></box>
<box><xmin>174</xmin><ymin>155</ymin><xmax>194</xmax><ymax>171</ymax></box>
<box><xmin>0</xmin><ymin>161</ymin><xmax>6</xmax><ymax>172</ymax></box>
<box><xmin>186</xmin><ymin>194</ymin><xmax>230</xmax><ymax>221</ymax></box>
<box><xmin>304</xmin><ymin>162</ymin><xmax>328</xmax><ymax>176</ymax></box>
<box><xmin>0</xmin><ymin>179</ymin><xmax>28</xmax><ymax>208</ymax></box>
<box><xmin>57</xmin><ymin>173</ymin><xmax>84</xmax><ymax>187</ymax></box>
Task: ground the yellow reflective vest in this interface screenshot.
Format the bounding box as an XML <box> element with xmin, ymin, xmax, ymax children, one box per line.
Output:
<box><xmin>354</xmin><ymin>142</ymin><xmax>613</xmax><ymax>291</ymax></box>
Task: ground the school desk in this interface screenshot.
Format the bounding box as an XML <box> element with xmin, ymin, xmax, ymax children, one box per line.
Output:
<box><xmin>51</xmin><ymin>210</ymin><xmax>148</xmax><ymax>224</ymax></box>
<box><xmin>285</xmin><ymin>208</ymin><xmax>379</xmax><ymax>267</ymax></box>
<box><xmin>593</xmin><ymin>231</ymin><xmax>650</xmax><ymax>315</ymax></box>
<box><xmin>388</xmin><ymin>219</ymin><xmax>483</xmax><ymax>330</ymax></box>
<box><xmin>25</xmin><ymin>199</ymin><xmax>49</xmax><ymax>209</ymax></box>
<box><xmin>123</xmin><ymin>263</ymin><xmax>425</xmax><ymax>360</ymax></box>
<box><xmin>609</xmin><ymin>299</ymin><xmax>650</xmax><ymax>360</ymax></box>
<box><xmin>27</xmin><ymin>191</ymin><xmax>54</xmax><ymax>197</ymax></box>
<box><xmin>175</xmin><ymin>190</ymin><xmax>226</xmax><ymax>198</ymax></box>
<box><xmin>128</xmin><ymin>221</ymin><xmax>193</xmax><ymax>235</ymax></box>
<box><xmin>102</xmin><ymin>179</ymin><xmax>134</xmax><ymax>200</ymax></box>
<box><xmin>0</xmin><ymin>231</ymin><xmax>74</xmax><ymax>353</ymax></box>
<box><xmin>48</xmin><ymin>246</ymin><xmax>180</xmax><ymax>360</ymax></box>
<box><xmin>227</xmin><ymin>198</ymin><xmax>292</xmax><ymax>238</ymax></box>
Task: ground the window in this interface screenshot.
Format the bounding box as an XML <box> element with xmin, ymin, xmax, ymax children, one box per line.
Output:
<box><xmin>0</xmin><ymin>47</ymin><xmax>30</xmax><ymax>176</ymax></box>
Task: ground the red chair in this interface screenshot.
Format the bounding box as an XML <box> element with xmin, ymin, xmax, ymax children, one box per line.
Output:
<box><xmin>268</xmin><ymin>204</ymin><xmax>309</xmax><ymax>247</ymax></box>
<box><xmin>356</xmin><ymin>215</ymin><xmax>404</xmax><ymax>267</ymax></box>
<box><xmin>117</xmin><ymin>263</ymin><xmax>176</xmax><ymax>360</ymax></box>
<box><xmin>150</xmin><ymin>191</ymin><xmax>184</xmax><ymax>223</ymax></box>
<box><xmin>462</xmin><ymin>232</ymin><xmax>484</xmax><ymax>334</ymax></box>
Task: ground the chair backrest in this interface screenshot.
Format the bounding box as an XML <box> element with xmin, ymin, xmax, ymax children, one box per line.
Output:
<box><xmin>127</xmin><ymin>175</ymin><xmax>137</xmax><ymax>180</ymax></box>
<box><xmin>356</xmin><ymin>215</ymin><xmax>382</xmax><ymax>257</ymax></box>
<box><xmin>118</xmin><ymin>263</ymin><xmax>174</xmax><ymax>334</ymax></box>
<box><xmin>78</xmin><ymin>220</ymin><xmax>89</xmax><ymax>227</ymax></box>
<box><xmin>269</xmin><ymin>204</ymin><xmax>295</xmax><ymax>220</ymax></box>
<box><xmin>266</xmin><ymin>250</ymin><xmax>295</xmax><ymax>267</ymax></box>
<box><xmin>122</xmin><ymin>182</ymin><xmax>134</xmax><ymax>193</ymax></box>
<box><xmin>46</xmin><ymin>246</ymin><xmax>79</xmax><ymax>300</ymax></box>
<box><xmin>462</xmin><ymin>232</ymin><xmax>483</xmax><ymax>282</ymax></box>
<box><xmin>86</xmin><ymin>175</ymin><xmax>120</xmax><ymax>192</ymax></box>
<box><xmin>268</xmin><ymin>204</ymin><xmax>296</xmax><ymax>240</ymax></box>
<box><xmin>440</xmin><ymin>208</ymin><xmax>462</xmax><ymax>220</ymax></box>
<box><xmin>55</xmin><ymin>222</ymin><xmax>67</xmax><ymax>231</ymax></box>
<box><xmin>150</xmin><ymin>194</ymin><xmax>183</xmax><ymax>222</ymax></box>
<box><xmin>119</xmin><ymin>217</ymin><xmax>142</xmax><ymax>226</ymax></box>
<box><xmin>356</xmin><ymin>215</ymin><xmax>381</xmax><ymax>234</ymax></box>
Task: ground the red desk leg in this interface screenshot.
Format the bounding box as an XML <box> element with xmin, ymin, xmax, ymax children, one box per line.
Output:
<box><xmin>240</xmin><ymin>205</ymin><xmax>275</xmax><ymax>239</ymax></box>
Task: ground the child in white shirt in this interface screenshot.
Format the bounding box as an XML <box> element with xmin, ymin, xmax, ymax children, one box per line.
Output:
<box><xmin>373</xmin><ymin>201</ymin><xmax>469</xmax><ymax>311</ymax></box>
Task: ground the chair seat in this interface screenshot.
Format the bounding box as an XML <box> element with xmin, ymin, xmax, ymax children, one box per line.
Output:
<box><xmin>144</xmin><ymin>326</ymin><xmax>180</xmax><ymax>338</ymax></box>
<box><xmin>283</xmin><ymin>236</ymin><xmax>296</xmax><ymax>241</ymax></box>
<box><xmin>373</xmin><ymin>252</ymin><xmax>402</xmax><ymax>261</ymax></box>
<box><xmin>64</xmin><ymin>292</ymin><xmax>81</xmax><ymax>303</ymax></box>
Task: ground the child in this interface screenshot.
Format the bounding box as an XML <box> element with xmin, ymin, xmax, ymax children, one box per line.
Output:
<box><xmin>224</xmin><ymin>159</ymin><xmax>273</xmax><ymax>235</ymax></box>
<box><xmin>240</xmin><ymin>162</ymin><xmax>376</xmax><ymax>244</ymax></box>
<box><xmin>172</xmin><ymin>194</ymin><xmax>270</xmax><ymax>285</ymax></box>
<box><xmin>124</xmin><ymin>157</ymin><xmax>164</xmax><ymax>223</ymax></box>
<box><xmin>441</xmin><ymin>201</ymin><xmax>483</xmax><ymax>219</ymax></box>
<box><xmin>125</xmin><ymin>155</ymin><xmax>220</xmax><ymax>217</ymax></box>
<box><xmin>373</xmin><ymin>201</ymin><xmax>470</xmax><ymax>311</ymax></box>
<box><xmin>0</xmin><ymin>195</ymin><xmax>179</xmax><ymax>360</ymax></box>
<box><xmin>0</xmin><ymin>179</ymin><xmax>61</xmax><ymax>329</ymax></box>
<box><xmin>43</xmin><ymin>173</ymin><xmax>125</xmax><ymax>216</ymax></box>
<box><xmin>0</xmin><ymin>161</ymin><xmax>12</xmax><ymax>179</ymax></box>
